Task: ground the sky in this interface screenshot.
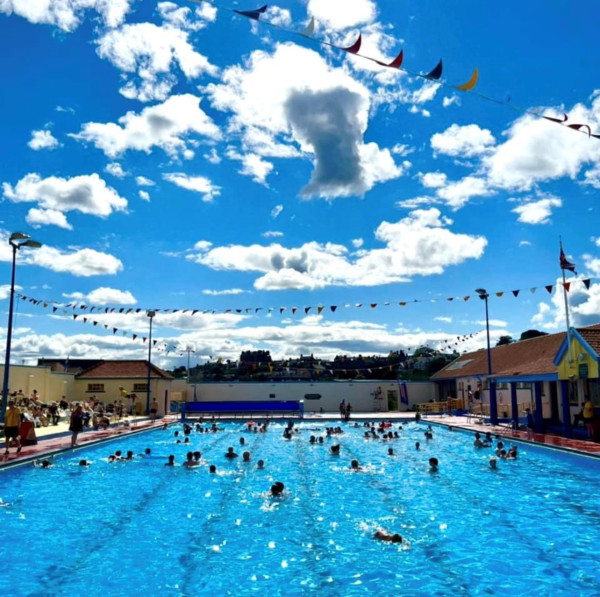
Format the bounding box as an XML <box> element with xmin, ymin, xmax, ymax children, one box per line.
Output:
<box><xmin>1</xmin><ymin>0</ymin><xmax>600</xmax><ymax>370</ymax></box>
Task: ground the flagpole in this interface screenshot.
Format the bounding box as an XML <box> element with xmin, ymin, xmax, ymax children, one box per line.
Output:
<box><xmin>559</xmin><ymin>238</ymin><xmax>573</xmax><ymax>362</ymax></box>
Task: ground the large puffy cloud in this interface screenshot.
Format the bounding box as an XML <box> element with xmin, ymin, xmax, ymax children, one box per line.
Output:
<box><xmin>186</xmin><ymin>208</ymin><xmax>487</xmax><ymax>289</ymax></box>
<box><xmin>205</xmin><ymin>43</ymin><xmax>403</xmax><ymax>197</ymax></box>
<box><xmin>431</xmin><ymin>123</ymin><xmax>496</xmax><ymax>158</ymax></box>
<box><xmin>0</xmin><ymin>0</ymin><xmax>132</xmax><ymax>31</ymax></box>
<box><xmin>483</xmin><ymin>95</ymin><xmax>600</xmax><ymax>191</ymax></box>
<box><xmin>96</xmin><ymin>22</ymin><xmax>218</xmax><ymax>102</ymax></box>
<box><xmin>511</xmin><ymin>195</ymin><xmax>562</xmax><ymax>225</ymax></box>
<box><xmin>3</xmin><ymin>173</ymin><xmax>127</xmax><ymax>218</ymax></box>
<box><xmin>28</xmin><ymin>129</ymin><xmax>59</xmax><ymax>150</ymax></box>
<box><xmin>26</xmin><ymin>208</ymin><xmax>73</xmax><ymax>230</ymax></box>
<box><xmin>71</xmin><ymin>94</ymin><xmax>221</xmax><ymax>158</ymax></box>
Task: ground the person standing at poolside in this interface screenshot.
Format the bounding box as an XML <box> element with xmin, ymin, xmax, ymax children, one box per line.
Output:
<box><xmin>150</xmin><ymin>398</ymin><xmax>159</xmax><ymax>422</ymax></box>
<box><xmin>525</xmin><ymin>408</ymin><xmax>535</xmax><ymax>441</ymax></box>
<box><xmin>583</xmin><ymin>396</ymin><xmax>595</xmax><ymax>439</ymax></box>
<box><xmin>4</xmin><ymin>400</ymin><xmax>22</xmax><ymax>455</ymax></box>
<box><xmin>70</xmin><ymin>404</ymin><xmax>84</xmax><ymax>448</ymax></box>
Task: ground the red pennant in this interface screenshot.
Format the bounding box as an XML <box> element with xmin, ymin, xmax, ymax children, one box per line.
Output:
<box><xmin>563</xmin><ymin>282</ymin><xmax>571</xmax><ymax>292</ymax></box>
<box><xmin>370</xmin><ymin>304</ymin><xmax>377</xmax><ymax>308</ymax></box>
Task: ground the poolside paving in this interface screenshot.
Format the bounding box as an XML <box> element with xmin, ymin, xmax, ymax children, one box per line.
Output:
<box><xmin>1</xmin><ymin>410</ymin><xmax>599</xmax><ymax>469</ymax></box>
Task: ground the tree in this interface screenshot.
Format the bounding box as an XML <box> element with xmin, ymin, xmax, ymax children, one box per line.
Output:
<box><xmin>519</xmin><ymin>329</ymin><xmax>548</xmax><ymax>341</ymax></box>
<box><xmin>496</xmin><ymin>335</ymin><xmax>514</xmax><ymax>346</ymax></box>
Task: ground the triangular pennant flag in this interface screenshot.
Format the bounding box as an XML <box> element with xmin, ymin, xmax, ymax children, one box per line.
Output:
<box><xmin>317</xmin><ymin>306</ymin><xmax>324</xmax><ymax>314</ymax></box>
<box><xmin>512</xmin><ymin>290</ymin><xmax>520</xmax><ymax>297</ymax></box>
<box><xmin>93</xmin><ymin>321</ymin><xmax>98</xmax><ymax>326</ymax></box>
<box><xmin>530</xmin><ymin>287</ymin><xmax>537</xmax><ymax>294</ymax></box>
<box><xmin>330</xmin><ymin>306</ymin><xmax>337</xmax><ymax>312</ymax></box>
<box><xmin>142</xmin><ymin>337</ymin><xmax>147</xmax><ymax>342</ymax></box>
<box><xmin>73</xmin><ymin>314</ymin><xmax>78</xmax><ymax>320</ymax></box>
<box><xmin>370</xmin><ymin>303</ymin><xmax>377</xmax><ymax>308</ymax></box>
<box><xmin>447</xmin><ymin>297</ymin><xmax>454</xmax><ymax>302</ymax></box>
<box><xmin>399</xmin><ymin>302</ymin><xmax>406</xmax><ymax>306</ymax></box>
<box><xmin>496</xmin><ymin>292</ymin><xmax>504</xmax><ymax>297</ymax></box>
<box><xmin>545</xmin><ymin>285</ymin><xmax>553</xmax><ymax>294</ymax></box>
<box><xmin>43</xmin><ymin>302</ymin><xmax>47</xmax><ymax>308</ymax></box>
<box><xmin>53</xmin><ymin>307</ymin><xmax>58</xmax><ymax>313</ymax></box>
<box><xmin>280</xmin><ymin>308</ymin><xmax>285</xmax><ymax>314</ymax></box>
<box><xmin>119</xmin><ymin>308</ymin><xmax>124</xmax><ymax>313</ymax></box>
<box><xmin>376</xmin><ymin>49</ymin><xmax>404</xmax><ymax>68</ymax></box>
<box><xmin>305</xmin><ymin>307</ymin><xmax>310</xmax><ymax>314</ymax></box>
<box><xmin>463</xmin><ymin>296</ymin><xmax>470</xmax><ymax>301</ymax></box>
<box><xmin>300</xmin><ymin>16</ymin><xmax>314</xmax><ymax>37</ymax></box>
<box><xmin>583</xmin><ymin>278</ymin><xmax>591</xmax><ymax>289</ymax></box>
<box><xmin>153</xmin><ymin>340</ymin><xmax>157</xmax><ymax>346</ymax></box>
<box><xmin>292</xmin><ymin>308</ymin><xmax>297</xmax><ymax>314</ymax></box>
<box><xmin>113</xmin><ymin>328</ymin><xmax>118</xmax><ymax>334</ymax></box>
<box><xmin>355</xmin><ymin>303</ymin><xmax>362</xmax><ymax>308</ymax></box>
<box><xmin>90</xmin><ymin>307</ymin><xmax>95</xmax><ymax>312</ymax></box>
<box><xmin>233</xmin><ymin>4</ymin><xmax>268</xmax><ymax>21</ymax></box>
<box><xmin>104</xmin><ymin>324</ymin><xmax>108</xmax><ymax>329</ymax></box>
<box><xmin>126</xmin><ymin>308</ymin><xmax>133</xmax><ymax>314</ymax></box>
<box><xmin>132</xmin><ymin>334</ymin><xmax>137</xmax><ymax>340</ymax></box>
<box><xmin>563</xmin><ymin>282</ymin><xmax>571</xmax><ymax>292</ymax></box>
<box><xmin>455</xmin><ymin>67</ymin><xmax>479</xmax><ymax>91</ymax></box>
<box><xmin>192</xmin><ymin>310</ymin><xmax>199</xmax><ymax>315</ymax></box>
<box><xmin>83</xmin><ymin>317</ymin><xmax>87</xmax><ymax>323</ymax></box>
<box><xmin>424</xmin><ymin>58</ymin><xmax>443</xmax><ymax>80</ymax></box>
<box><xmin>341</xmin><ymin>33</ymin><xmax>362</xmax><ymax>54</ymax></box>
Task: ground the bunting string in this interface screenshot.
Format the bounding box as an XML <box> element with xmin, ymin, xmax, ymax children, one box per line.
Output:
<box><xmin>14</xmin><ymin>276</ymin><xmax>594</xmax><ymax>349</ymax></box>
<box><xmin>187</xmin><ymin>1</ymin><xmax>600</xmax><ymax>140</ymax></box>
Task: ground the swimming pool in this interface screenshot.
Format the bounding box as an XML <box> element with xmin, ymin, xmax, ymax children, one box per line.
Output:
<box><xmin>1</xmin><ymin>420</ymin><xmax>600</xmax><ymax>596</ymax></box>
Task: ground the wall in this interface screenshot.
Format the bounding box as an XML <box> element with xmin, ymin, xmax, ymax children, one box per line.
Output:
<box><xmin>0</xmin><ymin>364</ymin><xmax>75</xmax><ymax>402</ymax></box>
<box><xmin>188</xmin><ymin>380</ymin><xmax>436</xmax><ymax>413</ymax></box>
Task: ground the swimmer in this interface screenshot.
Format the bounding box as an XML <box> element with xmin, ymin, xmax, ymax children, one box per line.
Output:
<box><xmin>508</xmin><ymin>446</ymin><xmax>518</xmax><ymax>459</ymax></box>
<box><xmin>428</xmin><ymin>457</ymin><xmax>439</xmax><ymax>473</ymax></box>
<box><xmin>79</xmin><ymin>459</ymin><xmax>90</xmax><ymax>467</ymax></box>
<box><xmin>330</xmin><ymin>444</ymin><xmax>340</xmax><ymax>455</ymax></box>
<box><xmin>165</xmin><ymin>455</ymin><xmax>176</xmax><ymax>466</ymax></box>
<box><xmin>193</xmin><ymin>451</ymin><xmax>202</xmax><ymax>462</ymax></box>
<box><xmin>184</xmin><ymin>452</ymin><xmax>198</xmax><ymax>467</ymax></box>
<box><xmin>257</xmin><ymin>459</ymin><xmax>264</xmax><ymax>469</ymax></box>
<box><xmin>350</xmin><ymin>459</ymin><xmax>363</xmax><ymax>471</ymax></box>
<box><xmin>374</xmin><ymin>530</ymin><xmax>403</xmax><ymax>543</ymax></box>
<box><xmin>225</xmin><ymin>446</ymin><xmax>238</xmax><ymax>459</ymax></box>
<box><xmin>124</xmin><ymin>450</ymin><xmax>134</xmax><ymax>460</ymax></box>
<box><xmin>415</xmin><ymin>441</ymin><xmax>421</xmax><ymax>451</ymax></box>
<box><xmin>209</xmin><ymin>464</ymin><xmax>217</xmax><ymax>473</ymax></box>
<box><xmin>242</xmin><ymin>451</ymin><xmax>251</xmax><ymax>462</ymax></box>
<box><xmin>270</xmin><ymin>481</ymin><xmax>285</xmax><ymax>497</ymax></box>
<box><xmin>489</xmin><ymin>457</ymin><xmax>498</xmax><ymax>470</ymax></box>
<box><xmin>239</xmin><ymin>437</ymin><xmax>245</xmax><ymax>446</ymax></box>
<box><xmin>34</xmin><ymin>459</ymin><xmax>53</xmax><ymax>468</ymax></box>
<box><xmin>387</xmin><ymin>447</ymin><xmax>394</xmax><ymax>456</ymax></box>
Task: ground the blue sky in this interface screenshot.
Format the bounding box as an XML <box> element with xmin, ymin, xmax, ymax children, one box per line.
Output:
<box><xmin>1</xmin><ymin>0</ymin><xmax>599</xmax><ymax>369</ymax></box>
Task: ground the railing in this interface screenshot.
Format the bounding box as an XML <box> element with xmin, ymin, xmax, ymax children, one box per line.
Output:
<box><xmin>417</xmin><ymin>398</ymin><xmax>464</xmax><ymax>414</ymax></box>
<box><xmin>181</xmin><ymin>400</ymin><xmax>304</xmax><ymax>420</ymax></box>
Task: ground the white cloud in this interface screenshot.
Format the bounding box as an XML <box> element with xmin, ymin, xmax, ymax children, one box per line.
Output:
<box><xmin>26</xmin><ymin>208</ymin><xmax>73</xmax><ymax>230</ymax></box>
<box><xmin>187</xmin><ymin>208</ymin><xmax>487</xmax><ymax>290</ymax></box>
<box><xmin>0</xmin><ymin>0</ymin><xmax>133</xmax><ymax>32</ymax></box>
<box><xmin>163</xmin><ymin>172</ymin><xmax>221</xmax><ymax>202</ymax></box>
<box><xmin>205</xmin><ymin>44</ymin><xmax>402</xmax><ymax>198</ymax></box>
<box><xmin>352</xmin><ymin>238</ymin><xmax>363</xmax><ymax>248</ymax></box>
<box><xmin>511</xmin><ymin>196</ymin><xmax>562</xmax><ymax>225</ymax></box>
<box><xmin>202</xmin><ymin>288</ymin><xmax>244</xmax><ymax>296</ymax></box>
<box><xmin>483</xmin><ymin>97</ymin><xmax>600</xmax><ymax>191</ymax></box>
<box><xmin>139</xmin><ymin>190</ymin><xmax>150</xmax><ymax>201</ymax></box>
<box><xmin>203</xmin><ymin>148</ymin><xmax>221</xmax><ymax>164</ymax></box>
<box><xmin>431</xmin><ymin>123</ymin><xmax>496</xmax><ymax>158</ymax></box>
<box><xmin>307</xmin><ymin>0</ymin><xmax>377</xmax><ymax>30</ymax></box>
<box><xmin>420</xmin><ymin>172</ymin><xmax>447</xmax><ymax>188</ymax></box>
<box><xmin>135</xmin><ymin>176</ymin><xmax>155</xmax><ymax>186</ymax></box>
<box><xmin>436</xmin><ymin>176</ymin><xmax>493</xmax><ymax>211</ymax></box>
<box><xmin>3</xmin><ymin>173</ymin><xmax>128</xmax><ymax>217</ymax></box>
<box><xmin>442</xmin><ymin>95</ymin><xmax>460</xmax><ymax>108</ymax></box>
<box><xmin>271</xmin><ymin>205</ymin><xmax>283</xmax><ymax>218</ymax></box>
<box><xmin>28</xmin><ymin>129</ymin><xmax>59</xmax><ymax>150</ymax></box>
<box><xmin>86</xmin><ymin>287</ymin><xmax>136</xmax><ymax>305</ymax></box>
<box><xmin>96</xmin><ymin>22</ymin><xmax>218</xmax><ymax>102</ymax></box>
<box><xmin>72</xmin><ymin>94</ymin><xmax>221</xmax><ymax>159</ymax></box>
<box><xmin>262</xmin><ymin>230</ymin><xmax>283</xmax><ymax>238</ymax></box>
<box><xmin>105</xmin><ymin>162</ymin><xmax>127</xmax><ymax>178</ymax></box>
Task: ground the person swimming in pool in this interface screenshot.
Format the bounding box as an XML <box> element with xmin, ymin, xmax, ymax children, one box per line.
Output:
<box><xmin>374</xmin><ymin>530</ymin><xmax>403</xmax><ymax>543</ymax></box>
<box><xmin>429</xmin><ymin>457</ymin><xmax>439</xmax><ymax>472</ymax></box>
<box><xmin>225</xmin><ymin>446</ymin><xmax>238</xmax><ymax>459</ymax></box>
<box><xmin>270</xmin><ymin>481</ymin><xmax>285</xmax><ymax>496</ymax></box>
<box><xmin>165</xmin><ymin>455</ymin><xmax>176</xmax><ymax>466</ymax></box>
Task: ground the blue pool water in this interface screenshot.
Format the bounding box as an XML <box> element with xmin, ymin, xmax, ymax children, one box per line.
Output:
<box><xmin>1</xmin><ymin>420</ymin><xmax>600</xmax><ymax>596</ymax></box>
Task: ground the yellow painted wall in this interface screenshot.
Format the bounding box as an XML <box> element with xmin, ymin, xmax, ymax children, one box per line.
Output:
<box><xmin>556</xmin><ymin>336</ymin><xmax>599</xmax><ymax>380</ymax></box>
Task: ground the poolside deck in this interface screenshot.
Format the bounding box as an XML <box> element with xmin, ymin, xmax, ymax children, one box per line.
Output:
<box><xmin>1</xmin><ymin>411</ymin><xmax>599</xmax><ymax>469</ymax></box>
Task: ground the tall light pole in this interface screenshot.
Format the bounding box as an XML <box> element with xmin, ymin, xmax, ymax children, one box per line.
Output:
<box><xmin>475</xmin><ymin>288</ymin><xmax>497</xmax><ymax>424</ymax></box>
<box><xmin>146</xmin><ymin>310</ymin><xmax>156</xmax><ymax>415</ymax></box>
<box><xmin>1</xmin><ymin>233</ymin><xmax>42</xmax><ymax>424</ymax></box>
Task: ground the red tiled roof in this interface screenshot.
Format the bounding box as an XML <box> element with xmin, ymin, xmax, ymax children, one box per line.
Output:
<box><xmin>75</xmin><ymin>360</ymin><xmax>173</xmax><ymax>380</ymax></box>
<box><xmin>433</xmin><ymin>322</ymin><xmax>600</xmax><ymax>381</ymax></box>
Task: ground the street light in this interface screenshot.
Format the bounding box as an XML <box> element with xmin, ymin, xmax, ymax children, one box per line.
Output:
<box><xmin>146</xmin><ymin>310</ymin><xmax>156</xmax><ymax>416</ymax></box>
<box><xmin>475</xmin><ymin>288</ymin><xmax>497</xmax><ymax>424</ymax></box>
<box><xmin>1</xmin><ymin>233</ymin><xmax>42</xmax><ymax>424</ymax></box>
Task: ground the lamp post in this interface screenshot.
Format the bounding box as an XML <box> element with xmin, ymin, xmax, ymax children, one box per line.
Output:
<box><xmin>475</xmin><ymin>288</ymin><xmax>497</xmax><ymax>424</ymax></box>
<box><xmin>1</xmin><ymin>233</ymin><xmax>42</xmax><ymax>424</ymax></box>
<box><xmin>146</xmin><ymin>310</ymin><xmax>156</xmax><ymax>416</ymax></box>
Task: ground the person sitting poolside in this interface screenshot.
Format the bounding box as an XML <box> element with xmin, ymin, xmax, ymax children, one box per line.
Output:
<box><xmin>429</xmin><ymin>457</ymin><xmax>439</xmax><ymax>473</ymax></box>
<box><xmin>225</xmin><ymin>446</ymin><xmax>238</xmax><ymax>459</ymax></box>
<box><xmin>374</xmin><ymin>530</ymin><xmax>403</xmax><ymax>543</ymax></box>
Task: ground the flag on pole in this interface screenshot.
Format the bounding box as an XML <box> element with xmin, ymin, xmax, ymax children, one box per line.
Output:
<box><xmin>559</xmin><ymin>244</ymin><xmax>576</xmax><ymax>273</ymax></box>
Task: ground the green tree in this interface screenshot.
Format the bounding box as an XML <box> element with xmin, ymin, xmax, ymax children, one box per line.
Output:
<box><xmin>496</xmin><ymin>335</ymin><xmax>514</xmax><ymax>346</ymax></box>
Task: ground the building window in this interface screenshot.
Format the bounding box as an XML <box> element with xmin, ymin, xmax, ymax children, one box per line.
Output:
<box><xmin>133</xmin><ymin>383</ymin><xmax>148</xmax><ymax>392</ymax></box>
<box><xmin>87</xmin><ymin>383</ymin><xmax>104</xmax><ymax>393</ymax></box>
